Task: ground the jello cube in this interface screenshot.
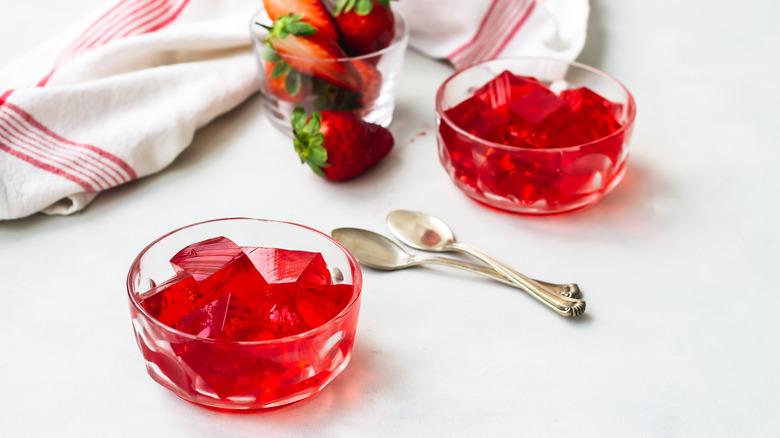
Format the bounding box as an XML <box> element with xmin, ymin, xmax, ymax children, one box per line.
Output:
<box><xmin>561</xmin><ymin>87</ymin><xmax>623</xmax><ymax>120</ymax></box>
<box><xmin>170</xmin><ymin>236</ymin><xmax>270</xmax><ymax>315</ymax></box>
<box><xmin>254</xmin><ymin>283</ymin><xmax>313</xmax><ymax>337</ymax></box>
<box><xmin>290</xmin><ymin>283</ymin><xmax>354</xmax><ymax>329</ymax></box>
<box><xmin>215</xmin><ymin>281</ymin><xmax>314</xmax><ymax>341</ymax></box>
<box><xmin>215</xmin><ymin>283</ymin><xmax>320</xmax><ymax>342</ymax></box>
<box><xmin>481</xmin><ymin>147</ymin><xmax>554</xmax><ymax>204</ymax></box>
<box><xmin>553</xmin><ymin>153</ymin><xmax>612</xmax><ymax>196</ymax></box>
<box><xmin>556</xmin><ymin>87</ymin><xmax>622</xmax><ymax>147</ymax></box>
<box><xmin>173</xmin><ymin>294</ymin><xmax>231</xmax><ymax>338</ymax></box>
<box><xmin>444</xmin><ymin>95</ymin><xmax>507</xmax><ymax>138</ymax></box>
<box><xmin>507</xmin><ymin>86</ymin><xmax>566</xmax><ymax>125</ymax></box>
<box><xmin>171</xmin><ymin>236</ymin><xmax>246</xmax><ymax>281</ymax></box>
<box><xmin>243</xmin><ymin>247</ymin><xmax>332</xmax><ymax>285</ymax></box>
<box><xmin>474</xmin><ymin>71</ymin><xmax>545</xmax><ymax>116</ymax></box>
<box><xmin>171</xmin><ymin>342</ymin><xmax>286</xmax><ymax>398</ymax></box>
<box><xmin>219</xmin><ymin>294</ymin><xmax>281</xmax><ymax>341</ymax></box>
<box><xmin>140</xmin><ymin>272</ymin><xmax>202</xmax><ymax>327</ymax></box>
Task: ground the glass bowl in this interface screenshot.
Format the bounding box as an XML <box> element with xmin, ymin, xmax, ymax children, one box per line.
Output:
<box><xmin>435</xmin><ymin>57</ymin><xmax>636</xmax><ymax>215</ymax></box>
<box><xmin>126</xmin><ymin>218</ymin><xmax>362</xmax><ymax>410</ymax></box>
<box><xmin>250</xmin><ymin>9</ymin><xmax>409</xmax><ymax>136</ymax></box>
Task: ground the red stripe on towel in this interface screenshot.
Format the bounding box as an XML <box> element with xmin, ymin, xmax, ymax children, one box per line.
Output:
<box><xmin>0</xmin><ymin>103</ymin><xmax>138</xmax><ymax>190</ymax></box>
<box><xmin>38</xmin><ymin>0</ymin><xmax>190</xmax><ymax>86</ymax></box>
<box><xmin>448</xmin><ymin>0</ymin><xmax>536</xmax><ymax>69</ymax></box>
<box><xmin>491</xmin><ymin>1</ymin><xmax>536</xmax><ymax>59</ymax></box>
<box><xmin>0</xmin><ymin>90</ymin><xmax>13</xmax><ymax>107</ymax></box>
<box><xmin>4</xmin><ymin>103</ymin><xmax>138</xmax><ymax>181</ymax></box>
<box><xmin>57</xmin><ymin>0</ymin><xmax>162</xmax><ymax>67</ymax></box>
<box><xmin>0</xmin><ymin>0</ymin><xmax>189</xmax><ymax>187</ymax></box>
<box><xmin>0</xmin><ymin>112</ymin><xmax>111</xmax><ymax>189</ymax></box>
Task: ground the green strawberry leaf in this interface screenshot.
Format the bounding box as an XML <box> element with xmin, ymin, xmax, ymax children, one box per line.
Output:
<box><xmin>285</xmin><ymin>71</ymin><xmax>302</xmax><ymax>95</ymax></box>
<box><xmin>336</xmin><ymin>0</ymin><xmax>393</xmax><ymax>15</ymax></box>
<box><xmin>283</xmin><ymin>14</ymin><xmax>317</xmax><ymax>36</ymax></box>
<box><xmin>308</xmin><ymin>144</ymin><xmax>328</xmax><ymax>167</ymax></box>
<box><xmin>270</xmin><ymin>61</ymin><xmax>291</xmax><ymax>79</ymax></box>
<box><xmin>266</xmin><ymin>14</ymin><xmax>316</xmax><ymax>45</ymax></box>
<box><xmin>306</xmin><ymin>160</ymin><xmax>327</xmax><ymax>177</ymax></box>
<box><xmin>355</xmin><ymin>0</ymin><xmax>373</xmax><ymax>15</ymax></box>
<box><xmin>334</xmin><ymin>0</ymin><xmax>356</xmax><ymax>15</ymax></box>
<box><xmin>291</xmin><ymin>106</ymin><xmax>308</xmax><ymax>133</ymax></box>
<box><xmin>261</xmin><ymin>49</ymin><xmax>282</xmax><ymax>62</ymax></box>
<box><xmin>302</xmin><ymin>112</ymin><xmax>322</xmax><ymax>136</ymax></box>
<box><xmin>291</xmin><ymin>108</ymin><xmax>330</xmax><ymax>177</ymax></box>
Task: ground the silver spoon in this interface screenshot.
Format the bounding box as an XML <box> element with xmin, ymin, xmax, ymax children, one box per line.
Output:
<box><xmin>385</xmin><ymin>210</ymin><xmax>585</xmax><ymax>317</ymax></box>
<box><xmin>385</xmin><ymin>210</ymin><xmax>581</xmax><ymax>298</ymax></box>
<box><xmin>332</xmin><ymin>227</ymin><xmax>527</xmax><ymax>285</ymax></box>
<box><xmin>331</xmin><ymin>228</ymin><xmax>581</xmax><ymax>316</ymax></box>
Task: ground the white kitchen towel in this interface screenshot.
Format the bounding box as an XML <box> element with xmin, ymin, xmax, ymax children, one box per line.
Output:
<box><xmin>0</xmin><ymin>0</ymin><xmax>588</xmax><ymax>220</ymax></box>
<box><xmin>396</xmin><ymin>0</ymin><xmax>589</xmax><ymax>69</ymax></box>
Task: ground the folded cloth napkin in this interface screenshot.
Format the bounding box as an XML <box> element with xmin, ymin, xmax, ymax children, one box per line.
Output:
<box><xmin>0</xmin><ymin>0</ymin><xmax>587</xmax><ymax>220</ymax></box>
<box><xmin>395</xmin><ymin>0</ymin><xmax>588</xmax><ymax>69</ymax></box>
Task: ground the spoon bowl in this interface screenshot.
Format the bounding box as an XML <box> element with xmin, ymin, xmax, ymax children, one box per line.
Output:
<box><xmin>331</xmin><ymin>228</ymin><xmax>415</xmax><ymax>270</ymax></box>
<box><xmin>384</xmin><ymin>210</ymin><xmax>455</xmax><ymax>252</ymax></box>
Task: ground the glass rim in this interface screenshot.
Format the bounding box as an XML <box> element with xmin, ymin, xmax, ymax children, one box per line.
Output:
<box><xmin>435</xmin><ymin>56</ymin><xmax>637</xmax><ymax>153</ymax></box>
<box><xmin>126</xmin><ymin>217</ymin><xmax>363</xmax><ymax>346</ymax></box>
<box><xmin>249</xmin><ymin>8</ymin><xmax>409</xmax><ymax>63</ymax></box>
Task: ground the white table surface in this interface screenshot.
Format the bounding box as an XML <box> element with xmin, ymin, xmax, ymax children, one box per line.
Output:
<box><xmin>2</xmin><ymin>1</ymin><xmax>779</xmax><ymax>436</ymax></box>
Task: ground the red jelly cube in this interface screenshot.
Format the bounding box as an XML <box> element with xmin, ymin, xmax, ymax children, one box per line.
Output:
<box><xmin>553</xmin><ymin>153</ymin><xmax>613</xmax><ymax>196</ymax></box>
<box><xmin>561</xmin><ymin>86</ymin><xmax>623</xmax><ymax>120</ymax></box>
<box><xmin>171</xmin><ymin>342</ymin><xmax>287</xmax><ymax>399</ymax></box>
<box><xmin>444</xmin><ymin>95</ymin><xmax>507</xmax><ymax>138</ymax></box>
<box><xmin>507</xmin><ymin>86</ymin><xmax>566</xmax><ymax>125</ymax></box>
<box><xmin>171</xmin><ymin>237</ymin><xmax>270</xmax><ymax>315</ymax></box>
<box><xmin>254</xmin><ymin>283</ymin><xmax>313</xmax><ymax>337</ymax></box>
<box><xmin>459</xmin><ymin>72</ymin><xmax>564</xmax><ymax>149</ymax></box>
<box><xmin>556</xmin><ymin>87</ymin><xmax>622</xmax><ymax>147</ymax></box>
<box><xmin>481</xmin><ymin>147</ymin><xmax>555</xmax><ymax>204</ymax></box>
<box><xmin>144</xmin><ymin>238</ymin><xmax>353</xmax><ymax>344</ymax></box>
<box><xmin>474</xmin><ymin>71</ymin><xmax>545</xmax><ymax>116</ymax></box>
<box><xmin>140</xmin><ymin>272</ymin><xmax>202</xmax><ymax>327</ymax></box>
<box><xmin>243</xmin><ymin>247</ymin><xmax>332</xmax><ymax>285</ymax></box>
<box><xmin>173</xmin><ymin>294</ymin><xmax>231</xmax><ymax>338</ymax></box>
<box><xmin>219</xmin><ymin>294</ymin><xmax>281</xmax><ymax>342</ymax></box>
<box><xmin>171</xmin><ymin>236</ymin><xmax>245</xmax><ymax>281</ymax></box>
<box><xmin>291</xmin><ymin>283</ymin><xmax>354</xmax><ymax>329</ymax></box>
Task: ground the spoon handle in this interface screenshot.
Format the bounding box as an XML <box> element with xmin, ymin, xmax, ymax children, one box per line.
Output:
<box><xmin>417</xmin><ymin>255</ymin><xmax>578</xmax><ymax>298</ymax></box>
<box><xmin>488</xmin><ymin>266</ymin><xmax>580</xmax><ymax>298</ymax></box>
<box><xmin>448</xmin><ymin>242</ymin><xmax>586</xmax><ymax>317</ymax></box>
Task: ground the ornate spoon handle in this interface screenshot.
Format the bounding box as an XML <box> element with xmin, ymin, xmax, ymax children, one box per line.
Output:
<box><xmin>447</xmin><ymin>242</ymin><xmax>586</xmax><ymax>317</ymax></box>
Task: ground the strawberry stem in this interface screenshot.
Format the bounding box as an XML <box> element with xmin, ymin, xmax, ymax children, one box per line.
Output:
<box><xmin>262</xmin><ymin>14</ymin><xmax>317</xmax><ymax>50</ymax></box>
<box><xmin>335</xmin><ymin>0</ymin><xmax>393</xmax><ymax>15</ymax></box>
<box><xmin>291</xmin><ymin>107</ymin><xmax>329</xmax><ymax>177</ymax></box>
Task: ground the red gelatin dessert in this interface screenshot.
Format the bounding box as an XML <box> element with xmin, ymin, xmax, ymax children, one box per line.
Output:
<box><xmin>141</xmin><ymin>237</ymin><xmax>350</xmax><ymax>341</ymax></box>
<box><xmin>128</xmin><ymin>225</ymin><xmax>361</xmax><ymax>410</ymax></box>
<box><xmin>437</xmin><ymin>63</ymin><xmax>635</xmax><ymax>214</ymax></box>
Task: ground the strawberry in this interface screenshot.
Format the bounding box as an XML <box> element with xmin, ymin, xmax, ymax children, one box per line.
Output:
<box><xmin>259</xmin><ymin>14</ymin><xmax>362</xmax><ymax>91</ymax></box>
<box><xmin>309</xmin><ymin>59</ymin><xmax>381</xmax><ymax>113</ymax></box>
<box><xmin>263</xmin><ymin>57</ymin><xmax>312</xmax><ymax>103</ymax></box>
<box><xmin>333</xmin><ymin>0</ymin><xmax>395</xmax><ymax>56</ymax></box>
<box><xmin>291</xmin><ymin>106</ymin><xmax>394</xmax><ymax>181</ymax></box>
<box><xmin>263</xmin><ymin>0</ymin><xmax>340</xmax><ymax>42</ymax></box>
<box><xmin>352</xmin><ymin>58</ymin><xmax>382</xmax><ymax>113</ymax></box>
